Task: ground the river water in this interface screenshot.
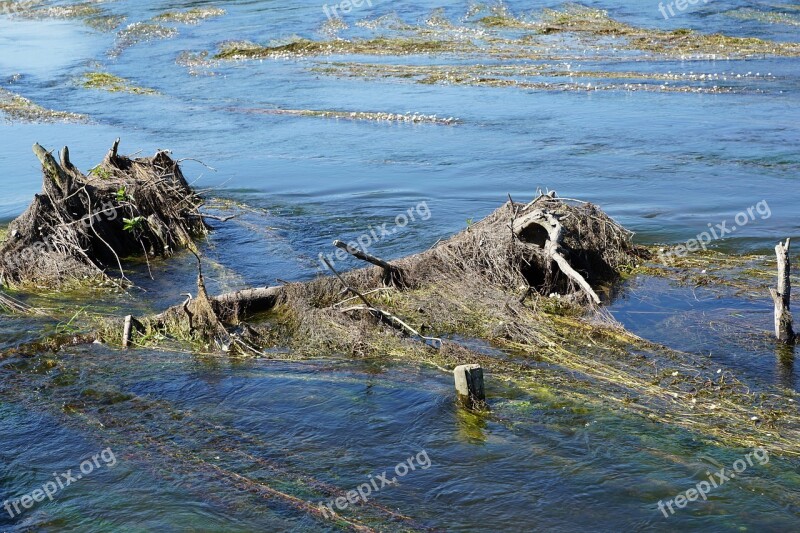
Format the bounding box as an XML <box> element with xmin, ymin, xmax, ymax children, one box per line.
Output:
<box><xmin>1</xmin><ymin>1</ymin><xmax>799</xmax><ymax>531</ymax></box>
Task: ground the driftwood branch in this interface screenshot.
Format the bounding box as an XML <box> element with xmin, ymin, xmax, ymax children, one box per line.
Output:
<box><xmin>770</xmin><ymin>238</ymin><xmax>795</xmax><ymax>344</ymax></box>
<box><xmin>512</xmin><ymin>209</ymin><xmax>601</xmax><ymax>304</ymax></box>
<box><xmin>332</xmin><ymin>240</ymin><xmax>406</xmax><ymax>288</ymax></box>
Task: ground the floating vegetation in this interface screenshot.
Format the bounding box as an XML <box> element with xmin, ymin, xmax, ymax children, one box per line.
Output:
<box><xmin>355</xmin><ymin>13</ymin><xmax>416</xmax><ymax>31</ymax></box>
<box><xmin>726</xmin><ymin>8</ymin><xmax>800</xmax><ymax>27</ymax></box>
<box><xmin>19</xmin><ymin>1</ymin><xmax>103</xmax><ymax>20</ymax></box>
<box><xmin>111</xmin><ymin>21</ymin><xmax>178</xmax><ymax>57</ymax></box>
<box><xmin>537</xmin><ymin>4</ymin><xmax>633</xmax><ymax>35</ymax></box>
<box><xmin>81</xmin><ymin>72</ymin><xmax>158</xmax><ymax>95</ymax></box>
<box><xmin>237</xmin><ymin>108</ymin><xmax>460</xmax><ymax>125</ymax></box>
<box><xmin>84</xmin><ymin>13</ymin><xmax>125</xmax><ymax>32</ymax></box>
<box><xmin>318</xmin><ymin>16</ymin><xmax>348</xmax><ymax>38</ymax></box>
<box><xmin>11</xmin><ymin>0</ymin><xmax>123</xmax><ymax>30</ymax></box>
<box><xmin>215</xmin><ymin>37</ymin><xmax>471</xmax><ymax>60</ymax></box>
<box><xmin>0</xmin><ymin>0</ymin><xmax>46</xmax><ymax>16</ymax></box>
<box><xmin>0</xmin><ymin>88</ymin><xmax>86</xmax><ymax>123</ymax></box>
<box><xmin>629</xmin><ymin>29</ymin><xmax>800</xmax><ymax>58</ymax></box>
<box><xmin>152</xmin><ymin>6</ymin><xmax>225</xmax><ymax>25</ymax></box>
<box><xmin>312</xmin><ymin>62</ymin><xmax>741</xmax><ymax>94</ymax></box>
<box><xmin>176</xmin><ymin>50</ymin><xmax>216</xmax><ymax>76</ymax></box>
<box><xmin>474</xmin><ymin>4</ymin><xmax>538</xmax><ymax>29</ymax></box>
<box><xmin>210</xmin><ymin>4</ymin><xmax>800</xmax><ymax>71</ymax></box>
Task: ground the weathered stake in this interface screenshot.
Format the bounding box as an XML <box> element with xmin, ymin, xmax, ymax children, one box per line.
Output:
<box><xmin>122</xmin><ymin>315</ymin><xmax>133</xmax><ymax>348</ymax></box>
<box><xmin>454</xmin><ymin>364</ymin><xmax>486</xmax><ymax>409</ymax></box>
<box><xmin>770</xmin><ymin>238</ymin><xmax>795</xmax><ymax>344</ymax></box>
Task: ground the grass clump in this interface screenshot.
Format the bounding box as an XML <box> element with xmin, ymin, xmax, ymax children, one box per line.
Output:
<box><xmin>82</xmin><ymin>72</ymin><xmax>158</xmax><ymax>95</ymax></box>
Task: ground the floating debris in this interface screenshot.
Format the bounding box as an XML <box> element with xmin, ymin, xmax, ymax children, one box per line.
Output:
<box><xmin>0</xmin><ymin>88</ymin><xmax>86</xmax><ymax>123</ymax></box>
<box><xmin>153</xmin><ymin>6</ymin><xmax>226</xmax><ymax>25</ymax></box>
<box><xmin>81</xmin><ymin>72</ymin><xmax>158</xmax><ymax>95</ymax></box>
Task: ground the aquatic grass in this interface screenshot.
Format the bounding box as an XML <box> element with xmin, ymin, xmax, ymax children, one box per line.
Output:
<box><xmin>19</xmin><ymin>1</ymin><xmax>103</xmax><ymax>20</ymax></box>
<box><xmin>152</xmin><ymin>6</ymin><xmax>226</xmax><ymax>25</ymax></box>
<box><xmin>214</xmin><ymin>37</ymin><xmax>472</xmax><ymax>60</ymax></box>
<box><xmin>635</xmin><ymin>247</ymin><xmax>782</xmax><ymax>295</ymax></box>
<box><xmin>111</xmin><ymin>22</ymin><xmax>178</xmax><ymax>57</ymax></box>
<box><xmin>725</xmin><ymin>7</ymin><xmax>800</xmax><ymax>26</ymax></box>
<box><xmin>82</xmin><ymin>72</ymin><xmax>158</xmax><ymax>95</ymax></box>
<box><xmin>9</xmin><ymin>0</ymin><xmax>124</xmax><ymax>30</ymax></box>
<box><xmin>84</xmin><ymin>14</ymin><xmax>126</xmax><ymax>31</ymax></box>
<box><xmin>311</xmin><ymin>62</ymin><xmax>738</xmax><ymax>94</ymax></box>
<box><xmin>238</xmin><ymin>107</ymin><xmax>460</xmax><ymax>125</ymax></box>
<box><xmin>538</xmin><ymin>4</ymin><xmax>634</xmax><ymax>35</ymax></box>
<box><xmin>0</xmin><ymin>88</ymin><xmax>87</xmax><ymax>123</ymax></box>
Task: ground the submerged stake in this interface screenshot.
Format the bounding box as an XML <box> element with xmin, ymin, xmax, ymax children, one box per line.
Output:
<box><xmin>454</xmin><ymin>364</ymin><xmax>486</xmax><ymax>409</ymax></box>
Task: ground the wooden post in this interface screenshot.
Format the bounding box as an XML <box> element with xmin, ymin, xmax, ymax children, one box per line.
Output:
<box><xmin>454</xmin><ymin>364</ymin><xmax>486</xmax><ymax>409</ymax></box>
<box><xmin>770</xmin><ymin>239</ymin><xmax>795</xmax><ymax>344</ymax></box>
<box><xmin>122</xmin><ymin>315</ymin><xmax>133</xmax><ymax>348</ymax></box>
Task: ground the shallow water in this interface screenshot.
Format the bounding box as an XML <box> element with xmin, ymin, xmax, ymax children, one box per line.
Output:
<box><xmin>1</xmin><ymin>0</ymin><xmax>799</xmax><ymax>531</ymax></box>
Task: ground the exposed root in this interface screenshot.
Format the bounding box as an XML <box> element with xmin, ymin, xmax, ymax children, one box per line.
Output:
<box><xmin>0</xmin><ymin>139</ymin><xmax>208</xmax><ymax>290</ymax></box>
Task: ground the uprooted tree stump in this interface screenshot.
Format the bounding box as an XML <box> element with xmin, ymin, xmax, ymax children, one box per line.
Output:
<box><xmin>0</xmin><ymin>139</ymin><xmax>208</xmax><ymax>289</ymax></box>
<box><xmin>101</xmin><ymin>192</ymin><xmax>643</xmax><ymax>354</ymax></box>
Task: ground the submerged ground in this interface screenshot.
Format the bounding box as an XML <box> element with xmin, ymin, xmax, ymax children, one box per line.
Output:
<box><xmin>1</xmin><ymin>0</ymin><xmax>799</xmax><ymax>531</ymax></box>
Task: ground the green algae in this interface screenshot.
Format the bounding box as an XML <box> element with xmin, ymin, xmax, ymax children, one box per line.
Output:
<box><xmin>0</xmin><ymin>88</ymin><xmax>86</xmax><ymax>123</ymax></box>
<box><xmin>82</xmin><ymin>72</ymin><xmax>158</xmax><ymax>95</ymax></box>
<box><xmin>153</xmin><ymin>6</ymin><xmax>225</xmax><ymax>24</ymax></box>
